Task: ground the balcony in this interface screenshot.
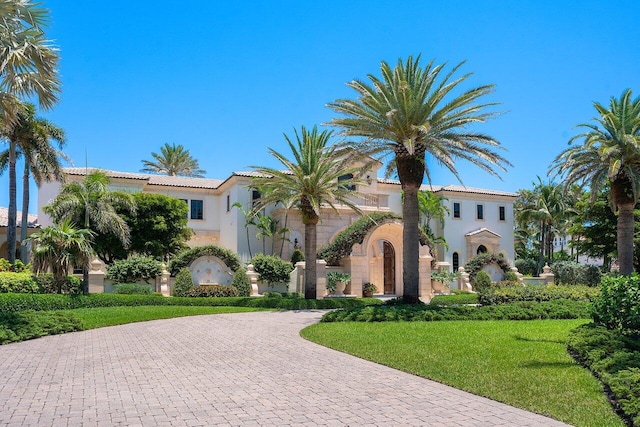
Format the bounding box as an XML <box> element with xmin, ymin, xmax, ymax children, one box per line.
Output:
<box><xmin>358</xmin><ymin>194</ymin><xmax>389</xmax><ymax>209</ymax></box>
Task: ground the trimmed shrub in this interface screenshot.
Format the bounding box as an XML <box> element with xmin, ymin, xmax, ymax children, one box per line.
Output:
<box><xmin>551</xmin><ymin>261</ymin><xmax>602</xmax><ymax>287</ymax></box>
<box><xmin>322</xmin><ymin>299</ymin><xmax>590</xmax><ymax>323</ymax></box>
<box><xmin>478</xmin><ymin>284</ymin><xmax>599</xmax><ymax>306</ymax></box>
<box><xmin>465</xmin><ymin>253</ymin><xmax>511</xmax><ymax>282</ymax></box>
<box><xmin>232</xmin><ymin>268</ymin><xmax>251</xmax><ymax>297</ymax></box>
<box><xmin>251</xmin><ymin>254</ymin><xmax>293</xmax><ymax>287</ymax></box>
<box><xmin>106</xmin><ymin>256</ymin><xmax>162</xmax><ymax>284</ymax></box>
<box><xmin>317</xmin><ymin>212</ymin><xmax>401</xmax><ymax>266</ymax></box>
<box><xmin>0</xmin><ymin>310</ymin><xmax>83</xmax><ymax>345</ymax></box>
<box><xmin>0</xmin><ymin>259</ymin><xmax>29</xmax><ymax>273</ymax></box>
<box><xmin>290</xmin><ymin>249</ymin><xmax>305</xmax><ymax>265</ymax></box>
<box><xmin>169</xmin><ymin>245</ymin><xmax>241</xmax><ymax>276</ymax></box>
<box><xmin>515</xmin><ymin>258</ymin><xmax>537</xmax><ymax>276</ymax></box>
<box><xmin>473</xmin><ymin>270</ymin><xmax>492</xmax><ymax>293</ymax></box>
<box><xmin>592</xmin><ymin>275</ymin><xmax>640</xmax><ymax>334</ymax></box>
<box><xmin>568</xmin><ymin>324</ymin><xmax>640</xmax><ymax>425</ymax></box>
<box><xmin>0</xmin><ymin>292</ymin><xmax>383</xmax><ymax>312</ymax></box>
<box><xmin>429</xmin><ymin>293</ymin><xmax>479</xmax><ymax>307</ymax></box>
<box><xmin>173</xmin><ymin>268</ymin><xmax>193</xmax><ymax>297</ymax></box>
<box><xmin>34</xmin><ymin>274</ymin><xmax>83</xmax><ymax>295</ymax></box>
<box><xmin>504</xmin><ymin>270</ymin><xmax>519</xmax><ymax>282</ymax></box>
<box><xmin>0</xmin><ymin>272</ymin><xmax>39</xmax><ymax>293</ymax></box>
<box><xmin>114</xmin><ymin>283</ymin><xmax>153</xmax><ymax>295</ymax></box>
<box><xmin>187</xmin><ymin>285</ymin><xmax>239</xmax><ymax>298</ymax></box>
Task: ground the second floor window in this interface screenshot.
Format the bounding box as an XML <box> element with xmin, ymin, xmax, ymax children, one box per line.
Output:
<box><xmin>476</xmin><ymin>204</ymin><xmax>484</xmax><ymax>220</ymax></box>
<box><xmin>453</xmin><ymin>202</ymin><xmax>461</xmax><ymax>219</ymax></box>
<box><xmin>191</xmin><ymin>199</ymin><xmax>204</xmax><ymax>220</ymax></box>
<box><xmin>252</xmin><ymin>190</ymin><xmax>261</xmax><ymax>208</ymax></box>
<box><xmin>338</xmin><ymin>173</ymin><xmax>355</xmax><ymax>191</ymax></box>
<box><xmin>499</xmin><ymin>206</ymin><xmax>506</xmax><ymax>221</ymax></box>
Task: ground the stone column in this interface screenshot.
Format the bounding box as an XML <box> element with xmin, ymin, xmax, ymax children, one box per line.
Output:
<box><xmin>511</xmin><ymin>267</ymin><xmax>524</xmax><ymax>285</ymax></box>
<box><xmin>458</xmin><ymin>267</ymin><xmax>472</xmax><ymax>291</ymax></box>
<box><xmin>87</xmin><ymin>258</ymin><xmax>105</xmax><ymax>294</ymax></box>
<box><xmin>158</xmin><ymin>263</ymin><xmax>171</xmax><ymax>296</ymax></box>
<box><xmin>316</xmin><ymin>259</ymin><xmax>327</xmax><ymax>299</ymax></box>
<box><xmin>540</xmin><ymin>264</ymin><xmax>555</xmax><ymax>285</ymax></box>
<box><xmin>246</xmin><ymin>264</ymin><xmax>260</xmax><ymax>296</ymax></box>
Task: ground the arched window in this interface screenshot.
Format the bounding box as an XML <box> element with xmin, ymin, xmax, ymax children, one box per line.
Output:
<box><xmin>452</xmin><ymin>252</ymin><xmax>459</xmax><ymax>271</ymax></box>
<box><xmin>477</xmin><ymin>245</ymin><xmax>487</xmax><ymax>254</ymax></box>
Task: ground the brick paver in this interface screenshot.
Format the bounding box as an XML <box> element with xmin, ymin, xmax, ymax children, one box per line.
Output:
<box><xmin>0</xmin><ymin>310</ymin><xmax>570</xmax><ymax>426</ymax></box>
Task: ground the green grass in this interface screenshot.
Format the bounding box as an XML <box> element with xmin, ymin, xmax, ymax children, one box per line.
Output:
<box><xmin>302</xmin><ymin>319</ymin><xmax>623</xmax><ymax>427</ymax></box>
<box><xmin>56</xmin><ymin>306</ymin><xmax>269</xmax><ymax>330</ymax></box>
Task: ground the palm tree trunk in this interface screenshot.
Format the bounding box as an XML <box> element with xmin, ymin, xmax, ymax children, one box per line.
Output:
<box><xmin>537</xmin><ymin>221</ymin><xmax>545</xmax><ymax>275</ymax></box>
<box><xmin>279</xmin><ymin>208</ymin><xmax>289</xmax><ymax>258</ymax></box>
<box><xmin>304</xmin><ymin>220</ymin><xmax>317</xmax><ymax>299</ymax></box>
<box><xmin>401</xmin><ymin>183</ymin><xmax>420</xmax><ymax>303</ymax></box>
<box><xmin>20</xmin><ymin>164</ymin><xmax>30</xmax><ymax>263</ymax></box>
<box><xmin>7</xmin><ymin>140</ymin><xmax>17</xmax><ymax>264</ymax></box>
<box><xmin>617</xmin><ymin>202</ymin><xmax>635</xmax><ymax>275</ymax></box>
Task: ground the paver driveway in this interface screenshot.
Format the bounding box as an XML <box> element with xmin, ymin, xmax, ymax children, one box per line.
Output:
<box><xmin>0</xmin><ymin>310</ymin><xmax>570</xmax><ymax>426</ymax></box>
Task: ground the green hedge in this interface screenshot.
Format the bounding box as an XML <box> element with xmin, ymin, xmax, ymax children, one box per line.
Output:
<box><xmin>34</xmin><ymin>274</ymin><xmax>83</xmax><ymax>294</ymax></box>
<box><xmin>107</xmin><ymin>256</ymin><xmax>162</xmax><ymax>284</ymax></box>
<box><xmin>429</xmin><ymin>293</ymin><xmax>479</xmax><ymax>306</ymax></box>
<box><xmin>592</xmin><ymin>275</ymin><xmax>640</xmax><ymax>334</ymax></box>
<box><xmin>568</xmin><ymin>324</ymin><xmax>640</xmax><ymax>426</ymax></box>
<box><xmin>0</xmin><ymin>293</ymin><xmax>383</xmax><ymax>312</ymax></box>
<box><xmin>186</xmin><ymin>285</ymin><xmax>239</xmax><ymax>298</ymax></box>
<box><xmin>551</xmin><ymin>261</ymin><xmax>602</xmax><ymax>287</ymax></box>
<box><xmin>169</xmin><ymin>245</ymin><xmax>241</xmax><ymax>276</ymax></box>
<box><xmin>250</xmin><ymin>254</ymin><xmax>293</xmax><ymax>285</ymax></box>
<box><xmin>478</xmin><ymin>285</ymin><xmax>599</xmax><ymax>305</ymax></box>
<box><xmin>114</xmin><ymin>283</ymin><xmax>153</xmax><ymax>295</ymax></box>
<box><xmin>317</xmin><ymin>212</ymin><xmax>401</xmax><ymax>266</ymax></box>
<box><xmin>0</xmin><ymin>272</ymin><xmax>39</xmax><ymax>293</ymax></box>
<box><xmin>232</xmin><ymin>269</ymin><xmax>251</xmax><ymax>297</ymax></box>
<box><xmin>0</xmin><ymin>311</ymin><xmax>83</xmax><ymax>345</ymax></box>
<box><xmin>321</xmin><ymin>299</ymin><xmax>590</xmax><ymax>322</ymax></box>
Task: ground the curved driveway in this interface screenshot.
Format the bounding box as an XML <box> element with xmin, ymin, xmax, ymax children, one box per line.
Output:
<box><xmin>0</xmin><ymin>310</ymin><xmax>569</xmax><ymax>426</ymax></box>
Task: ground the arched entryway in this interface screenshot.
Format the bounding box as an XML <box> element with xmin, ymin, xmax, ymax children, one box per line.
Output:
<box><xmin>383</xmin><ymin>241</ymin><xmax>395</xmax><ymax>294</ymax></box>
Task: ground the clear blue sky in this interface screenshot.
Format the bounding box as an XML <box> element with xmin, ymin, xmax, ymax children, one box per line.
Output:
<box><xmin>2</xmin><ymin>0</ymin><xmax>639</xmax><ymax>213</ymax></box>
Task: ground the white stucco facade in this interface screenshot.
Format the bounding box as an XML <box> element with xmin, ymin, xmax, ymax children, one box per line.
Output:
<box><xmin>36</xmin><ymin>165</ymin><xmax>517</xmax><ymax>296</ymax></box>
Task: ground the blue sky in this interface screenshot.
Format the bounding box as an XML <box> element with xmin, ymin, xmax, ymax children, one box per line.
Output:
<box><xmin>2</xmin><ymin>0</ymin><xmax>639</xmax><ymax>213</ymax></box>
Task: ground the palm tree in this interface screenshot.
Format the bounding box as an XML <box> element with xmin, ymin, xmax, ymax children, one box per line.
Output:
<box><xmin>249</xmin><ymin>125</ymin><xmax>364</xmax><ymax>299</ymax></box>
<box><xmin>232</xmin><ymin>201</ymin><xmax>257</xmax><ymax>259</ymax></box>
<box><xmin>0</xmin><ymin>103</ymin><xmax>67</xmax><ymax>263</ymax></box>
<box><xmin>43</xmin><ymin>171</ymin><xmax>136</xmax><ymax>293</ymax></box>
<box><xmin>28</xmin><ymin>220</ymin><xmax>93</xmax><ymax>293</ymax></box>
<box><xmin>0</xmin><ymin>1</ymin><xmax>60</xmax><ymax>263</ymax></box>
<box><xmin>516</xmin><ymin>178</ymin><xmax>566</xmax><ymax>273</ymax></box>
<box><xmin>141</xmin><ymin>143</ymin><xmax>206</xmax><ymax>177</ymax></box>
<box><xmin>328</xmin><ymin>55</ymin><xmax>510</xmax><ymax>303</ymax></box>
<box><xmin>550</xmin><ymin>89</ymin><xmax>640</xmax><ymax>275</ymax></box>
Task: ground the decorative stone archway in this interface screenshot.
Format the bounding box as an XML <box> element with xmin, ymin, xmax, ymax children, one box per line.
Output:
<box><xmin>343</xmin><ymin>219</ymin><xmax>432</xmax><ymax>298</ymax></box>
<box><xmin>465</xmin><ymin>228</ymin><xmax>501</xmax><ymax>260</ymax></box>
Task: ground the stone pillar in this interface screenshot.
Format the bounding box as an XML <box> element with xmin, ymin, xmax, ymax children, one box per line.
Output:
<box><xmin>511</xmin><ymin>266</ymin><xmax>524</xmax><ymax>285</ymax></box>
<box><xmin>458</xmin><ymin>267</ymin><xmax>472</xmax><ymax>291</ymax></box>
<box><xmin>158</xmin><ymin>263</ymin><xmax>171</xmax><ymax>296</ymax></box>
<box><xmin>316</xmin><ymin>259</ymin><xmax>327</xmax><ymax>299</ymax></box>
<box><xmin>418</xmin><ymin>249</ymin><xmax>433</xmax><ymax>300</ymax></box>
<box><xmin>540</xmin><ymin>264</ymin><xmax>555</xmax><ymax>285</ymax></box>
<box><xmin>246</xmin><ymin>264</ymin><xmax>260</xmax><ymax>296</ymax></box>
<box><xmin>88</xmin><ymin>258</ymin><xmax>105</xmax><ymax>294</ymax></box>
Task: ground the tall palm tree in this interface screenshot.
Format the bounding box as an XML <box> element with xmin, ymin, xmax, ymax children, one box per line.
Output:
<box><xmin>328</xmin><ymin>55</ymin><xmax>510</xmax><ymax>303</ymax></box>
<box><xmin>140</xmin><ymin>143</ymin><xmax>206</xmax><ymax>177</ymax></box>
<box><xmin>44</xmin><ymin>171</ymin><xmax>136</xmax><ymax>293</ymax></box>
<box><xmin>550</xmin><ymin>89</ymin><xmax>640</xmax><ymax>275</ymax></box>
<box><xmin>249</xmin><ymin>125</ymin><xmax>364</xmax><ymax>299</ymax></box>
<box><xmin>0</xmin><ymin>1</ymin><xmax>60</xmax><ymax>263</ymax></box>
<box><xmin>28</xmin><ymin>220</ymin><xmax>93</xmax><ymax>293</ymax></box>
<box><xmin>0</xmin><ymin>103</ymin><xmax>67</xmax><ymax>263</ymax></box>
<box><xmin>516</xmin><ymin>178</ymin><xmax>566</xmax><ymax>272</ymax></box>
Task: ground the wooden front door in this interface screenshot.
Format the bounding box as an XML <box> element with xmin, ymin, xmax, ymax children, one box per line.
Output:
<box><xmin>383</xmin><ymin>241</ymin><xmax>395</xmax><ymax>294</ymax></box>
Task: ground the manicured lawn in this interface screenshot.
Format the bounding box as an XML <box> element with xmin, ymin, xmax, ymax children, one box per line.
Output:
<box><xmin>302</xmin><ymin>319</ymin><xmax>623</xmax><ymax>427</ymax></box>
<box><xmin>58</xmin><ymin>306</ymin><xmax>269</xmax><ymax>330</ymax></box>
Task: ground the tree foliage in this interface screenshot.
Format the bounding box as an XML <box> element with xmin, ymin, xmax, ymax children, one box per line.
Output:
<box><xmin>249</xmin><ymin>125</ymin><xmax>364</xmax><ymax>299</ymax></box>
<box><xmin>140</xmin><ymin>143</ymin><xmax>205</xmax><ymax>177</ymax></box>
<box><xmin>94</xmin><ymin>192</ymin><xmax>191</xmax><ymax>262</ymax></box>
<box><xmin>550</xmin><ymin>89</ymin><xmax>640</xmax><ymax>275</ymax></box>
<box><xmin>328</xmin><ymin>55</ymin><xmax>509</xmax><ymax>303</ymax></box>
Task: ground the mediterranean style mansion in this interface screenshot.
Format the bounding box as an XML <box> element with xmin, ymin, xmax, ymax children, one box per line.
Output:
<box><xmin>36</xmin><ymin>161</ymin><xmax>517</xmax><ymax>298</ymax></box>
